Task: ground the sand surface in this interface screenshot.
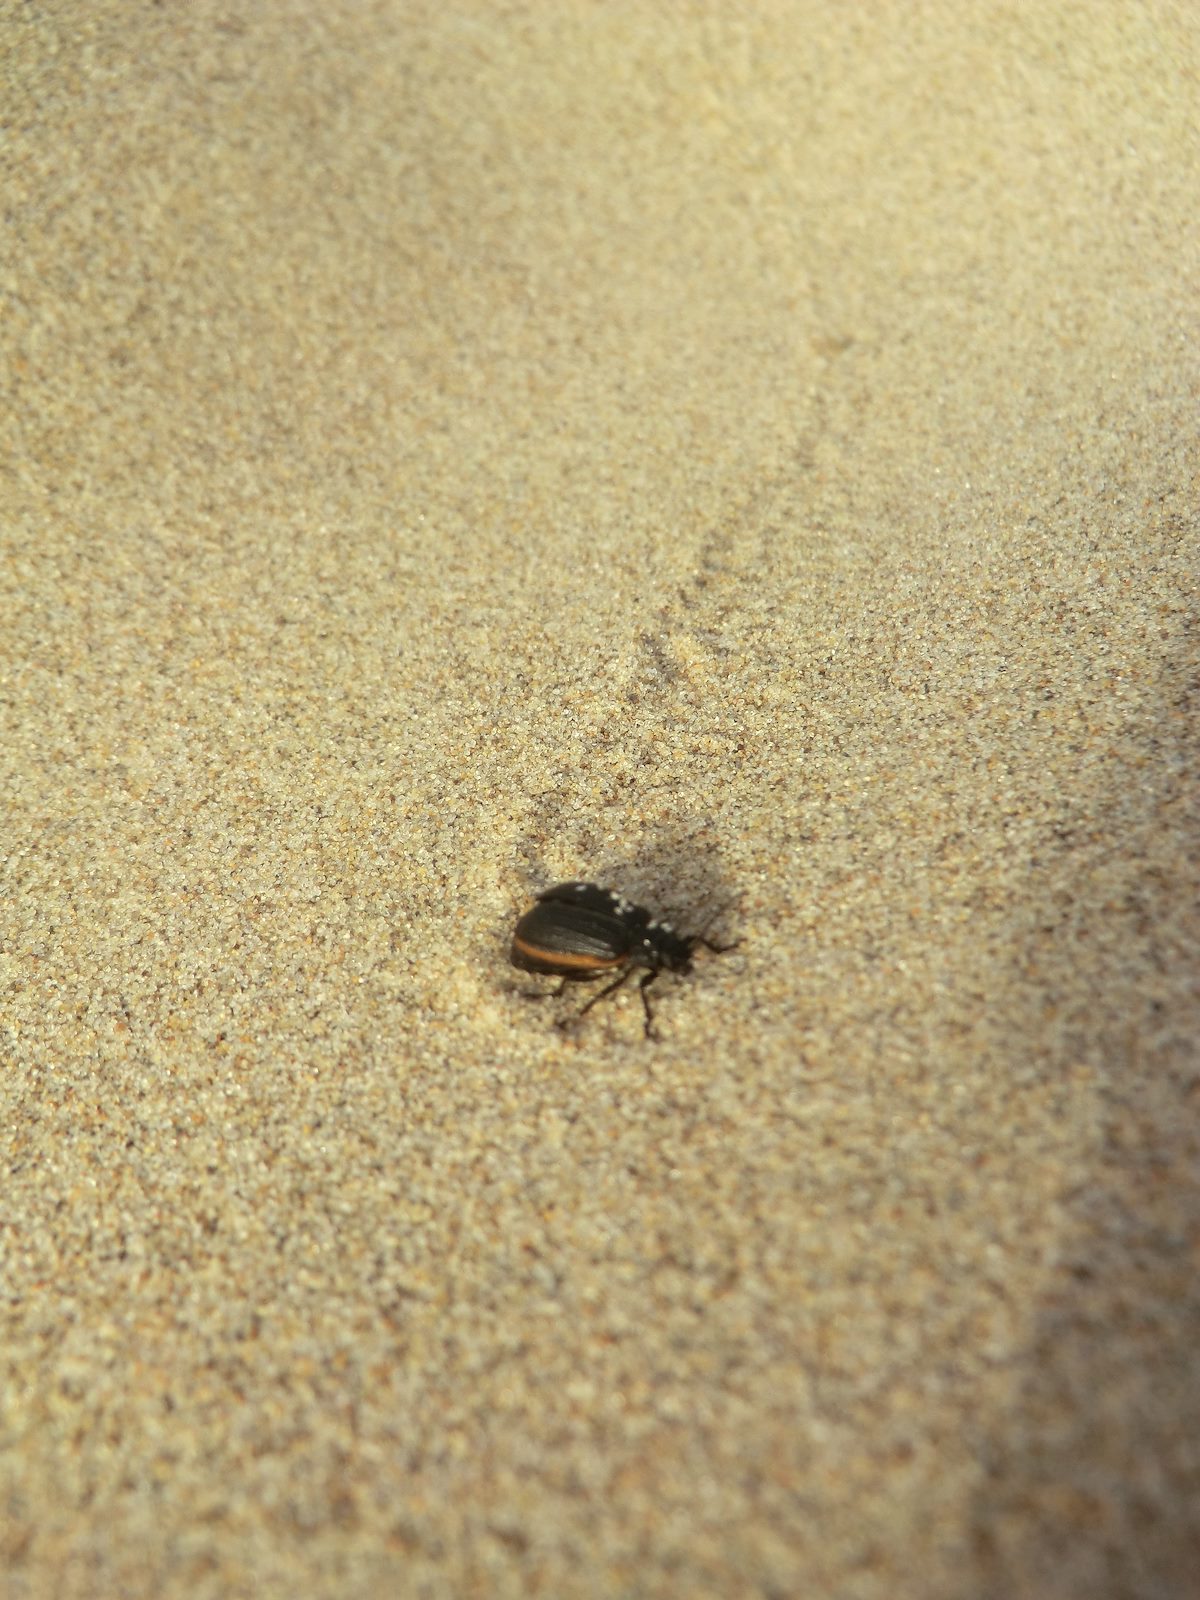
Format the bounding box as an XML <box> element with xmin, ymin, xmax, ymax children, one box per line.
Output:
<box><xmin>3</xmin><ymin>4</ymin><xmax>1198</xmax><ymax>1596</ymax></box>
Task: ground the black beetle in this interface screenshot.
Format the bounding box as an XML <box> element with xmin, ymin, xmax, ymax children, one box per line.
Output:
<box><xmin>510</xmin><ymin>880</ymin><xmax>737</xmax><ymax>1038</ymax></box>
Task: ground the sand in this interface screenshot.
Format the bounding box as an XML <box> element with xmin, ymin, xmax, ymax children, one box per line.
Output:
<box><xmin>2</xmin><ymin>3</ymin><xmax>1198</xmax><ymax>1596</ymax></box>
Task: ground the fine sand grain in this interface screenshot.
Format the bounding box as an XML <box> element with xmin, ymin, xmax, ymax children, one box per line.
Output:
<box><xmin>2</xmin><ymin>4</ymin><xmax>1198</xmax><ymax>1597</ymax></box>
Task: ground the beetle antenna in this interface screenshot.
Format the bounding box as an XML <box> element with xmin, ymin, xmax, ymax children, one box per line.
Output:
<box><xmin>695</xmin><ymin>894</ymin><xmax>741</xmax><ymax>953</ymax></box>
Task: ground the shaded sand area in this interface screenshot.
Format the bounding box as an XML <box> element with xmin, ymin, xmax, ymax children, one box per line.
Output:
<box><xmin>3</xmin><ymin>4</ymin><xmax>1198</xmax><ymax>1595</ymax></box>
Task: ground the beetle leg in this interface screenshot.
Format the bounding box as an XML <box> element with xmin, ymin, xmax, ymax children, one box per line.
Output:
<box><xmin>562</xmin><ymin>966</ymin><xmax>635</xmax><ymax>1031</ymax></box>
<box><xmin>637</xmin><ymin>969</ymin><xmax>661</xmax><ymax>1039</ymax></box>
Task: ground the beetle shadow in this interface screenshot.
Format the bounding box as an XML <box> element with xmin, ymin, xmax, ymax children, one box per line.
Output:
<box><xmin>512</xmin><ymin>813</ymin><xmax>741</xmax><ymax>940</ymax></box>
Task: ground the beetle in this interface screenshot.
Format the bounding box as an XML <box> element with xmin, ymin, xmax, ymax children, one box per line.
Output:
<box><xmin>510</xmin><ymin>880</ymin><xmax>737</xmax><ymax>1038</ymax></box>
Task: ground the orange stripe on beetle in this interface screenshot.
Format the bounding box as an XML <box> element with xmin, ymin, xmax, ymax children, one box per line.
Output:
<box><xmin>510</xmin><ymin>930</ymin><xmax>627</xmax><ymax>974</ymax></box>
